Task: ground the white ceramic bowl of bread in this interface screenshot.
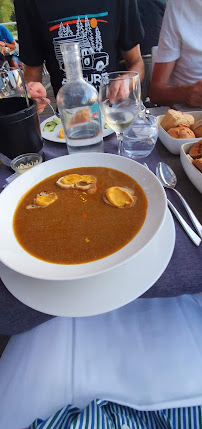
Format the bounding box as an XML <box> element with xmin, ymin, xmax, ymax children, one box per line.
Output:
<box><xmin>180</xmin><ymin>141</ymin><xmax>202</xmax><ymax>194</ymax></box>
<box><xmin>157</xmin><ymin>110</ymin><xmax>202</xmax><ymax>155</ymax></box>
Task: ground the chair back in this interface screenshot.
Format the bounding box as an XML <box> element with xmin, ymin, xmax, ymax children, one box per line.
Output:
<box><xmin>141</xmin><ymin>54</ymin><xmax>151</xmax><ymax>102</ymax></box>
<box><xmin>151</xmin><ymin>46</ymin><xmax>158</xmax><ymax>77</ymax></box>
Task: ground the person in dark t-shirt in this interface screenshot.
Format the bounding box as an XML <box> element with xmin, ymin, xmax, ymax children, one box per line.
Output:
<box><xmin>14</xmin><ymin>0</ymin><xmax>145</xmax><ymax>99</ymax></box>
<box><xmin>137</xmin><ymin>0</ymin><xmax>166</xmax><ymax>55</ymax></box>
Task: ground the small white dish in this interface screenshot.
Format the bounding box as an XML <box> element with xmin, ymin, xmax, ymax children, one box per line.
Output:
<box><xmin>0</xmin><ymin>153</ymin><xmax>167</xmax><ymax>281</ymax></box>
<box><xmin>157</xmin><ymin>111</ymin><xmax>202</xmax><ymax>155</ymax></box>
<box><xmin>10</xmin><ymin>153</ymin><xmax>43</xmax><ymax>174</ymax></box>
<box><xmin>40</xmin><ymin>115</ymin><xmax>114</xmax><ymax>143</ymax></box>
<box><xmin>180</xmin><ymin>142</ymin><xmax>202</xmax><ymax>194</ymax></box>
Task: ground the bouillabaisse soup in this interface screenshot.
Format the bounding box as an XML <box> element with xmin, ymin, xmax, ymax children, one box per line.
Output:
<box><xmin>13</xmin><ymin>167</ymin><xmax>148</xmax><ymax>264</ymax></box>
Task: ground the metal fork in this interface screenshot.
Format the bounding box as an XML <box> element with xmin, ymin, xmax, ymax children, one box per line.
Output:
<box><xmin>38</xmin><ymin>96</ymin><xmax>60</xmax><ymax>117</ymax></box>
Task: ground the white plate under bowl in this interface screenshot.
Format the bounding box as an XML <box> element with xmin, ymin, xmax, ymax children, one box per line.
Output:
<box><xmin>0</xmin><ymin>153</ymin><xmax>167</xmax><ymax>281</ymax></box>
<box><xmin>40</xmin><ymin>115</ymin><xmax>114</xmax><ymax>142</ymax></box>
<box><xmin>0</xmin><ymin>209</ymin><xmax>175</xmax><ymax>317</ymax></box>
<box><xmin>180</xmin><ymin>142</ymin><xmax>202</xmax><ymax>194</ymax></box>
<box><xmin>157</xmin><ymin>111</ymin><xmax>202</xmax><ymax>155</ymax></box>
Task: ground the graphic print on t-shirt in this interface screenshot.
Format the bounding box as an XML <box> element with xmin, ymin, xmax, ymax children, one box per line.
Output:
<box><xmin>48</xmin><ymin>13</ymin><xmax>109</xmax><ymax>90</ymax></box>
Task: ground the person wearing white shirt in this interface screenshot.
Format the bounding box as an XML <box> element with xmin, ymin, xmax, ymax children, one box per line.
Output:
<box><xmin>149</xmin><ymin>0</ymin><xmax>202</xmax><ymax>107</ymax></box>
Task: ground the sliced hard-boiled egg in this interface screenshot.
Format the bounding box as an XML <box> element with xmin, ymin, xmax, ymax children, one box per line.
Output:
<box><xmin>35</xmin><ymin>192</ymin><xmax>58</xmax><ymax>206</ymax></box>
<box><xmin>103</xmin><ymin>186</ymin><xmax>137</xmax><ymax>208</ymax></box>
<box><xmin>57</xmin><ymin>174</ymin><xmax>85</xmax><ymax>186</ymax></box>
<box><xmin>26</xmin><ymin>191</ymin><xmax>58</xmax><ymax>209</ymax></box>
<box><xmin>56</xmin><ymin>174</ymin><xmax>97</xmax><ymax>193</ymax></box>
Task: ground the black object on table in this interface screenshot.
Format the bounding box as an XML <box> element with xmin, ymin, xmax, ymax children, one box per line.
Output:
<box><xmin>0</xmin><ymin>98</ymin><xmax>43</xmax><ymax>161</ymax></box>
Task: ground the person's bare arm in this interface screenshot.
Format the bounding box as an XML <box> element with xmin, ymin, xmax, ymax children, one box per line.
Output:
<box><xmin>24</xmin><ymin>65</ymin><xmax>43</xmax><ymax>83</ymax></box>
<box><xmin>0</xmin><ymin>40</ymin><xmax>16</xmax><ymax>51</ymax></box>
<box><xmin>122</xmin><ymin>45</ymin><xmax>144</xmax><ymax>82</ymax></box>
<box><xmin>150</xmin><ymin>62</ymin><xmax>202</xmax><ymax>107</ymax></box>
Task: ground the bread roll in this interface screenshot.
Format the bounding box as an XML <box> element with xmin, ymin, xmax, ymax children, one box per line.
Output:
<box><xmin>189</xmin><ymin>140</ymin><xmax>202</xmax><ymax>159</ymax></box>
<box><xmin>160</xmin><ymin>109</ymin><xmax>194</xmax><ymax>131</ymax></box>
<box><xmin>191</xmin><ymin>119</ymin><xmax>202</xmax><ymax>138</ymax></box>
<box><xmin>192</xmin><ymin>158</ymin><xmax>202</xmax><ymax>172</ymax></box>
<box><xmin>167</xmin><ymin>125</ymin><xmax>195</xmax><ymax>139</ymax></box>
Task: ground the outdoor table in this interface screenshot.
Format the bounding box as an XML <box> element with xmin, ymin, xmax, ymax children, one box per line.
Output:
<box><xmin>0</xmin><ymin>107</ymin><xmax>201</xmax><ymax>335</ymax></box>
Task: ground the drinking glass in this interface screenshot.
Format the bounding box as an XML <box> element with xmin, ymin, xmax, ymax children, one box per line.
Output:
<box><xmin>0</xmin><ymin>67</ymin><xmax>30</xmax><ymax>106</ymax></box>
<box><xmin>99</xmin><ymin>71</ymin><xmax>141</xmax><ymax>155</ymax></box>
<box><xmin>122</xmin><ymin>109</ymin><xmax>158</xmax><ymax>160</ymax></box>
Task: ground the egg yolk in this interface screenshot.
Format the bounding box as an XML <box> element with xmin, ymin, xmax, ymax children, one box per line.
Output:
<box><xmin>60</xmin><ymin>174</ymin><xmax>95</xmax><ymax>185</ymax></box>
<box><xmin>106</xmin><ymin>187</ymin><xmax>133</xmax><ymax>208</ymax></box>
<box><xmin>35</xmin><ymin>192</ymin><xmax>58</xmax><ymax>207</ymax></box>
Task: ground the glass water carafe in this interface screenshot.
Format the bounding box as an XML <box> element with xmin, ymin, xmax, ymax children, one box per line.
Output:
<box><xmin>57</xmin><ymin>42</ymin><xmax>103</xmax><ymax>153</ymax></box>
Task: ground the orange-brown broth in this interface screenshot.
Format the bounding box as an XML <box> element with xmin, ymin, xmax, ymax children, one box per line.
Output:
<box><xmin>13</xmin><ymin>167</ymin><xmax>148</xmax><ymax>264</ymax></box>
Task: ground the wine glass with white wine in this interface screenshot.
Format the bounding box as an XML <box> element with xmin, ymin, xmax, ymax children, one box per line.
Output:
<box><xmin>99</xmin><ymin>71</ymin><xmax>141</xmax><ymax>155</ymax></box>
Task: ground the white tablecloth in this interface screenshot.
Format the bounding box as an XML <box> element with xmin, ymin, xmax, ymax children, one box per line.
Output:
<box><xmin>1</xmin><ymin>294</ymin><xmax>202</xmax><ymax>429</ymax></box>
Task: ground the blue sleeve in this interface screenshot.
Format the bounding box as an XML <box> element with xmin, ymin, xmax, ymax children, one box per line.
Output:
<box><xmin>0</xmin><ymin>25</ymin><xmax>14</xmax><ymax>43</ymax></box>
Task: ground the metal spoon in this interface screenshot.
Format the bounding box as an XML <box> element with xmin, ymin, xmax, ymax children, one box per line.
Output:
<box><xmin>143</xmin><ymin>163</ymin><xmax>201</xmax><ymax>246</ymax></box>
<box><xmin>38</xmin><ymin>96</ymin><xmax>59</xmax><ymax>117</ymax></box>
<box><xmin>156</xmin><ymin>162</ymin><xmax>202</xmax><ymax>238</ymax></box>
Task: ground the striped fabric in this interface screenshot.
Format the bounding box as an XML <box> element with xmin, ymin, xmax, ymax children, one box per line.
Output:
<box><xmin>28</xmin><ymin>400</ymin><xmax>202</xmax><ymax>429</ymax></box>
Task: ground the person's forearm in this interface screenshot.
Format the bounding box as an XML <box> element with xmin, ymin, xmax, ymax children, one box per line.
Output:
<box><xmin>127</xmin><ymin>59</ymin><xmax>145</xmax><ymax>82</ymax></box>
<box><xmin>122</xmin><ymin>45</ymin><xmax>144</xmax><ymax>82</ymax></box>
<box><xmin>149</xmin><ymin>83</ymin><xmax>191</xmax><ymax>106</ymax></box>
<box><xmin>0</xmin><ymin>41</ymin><xmax>15</xmax><ymax>52</ymax></box>
<box><xmin>24</xmin><ymin>65</ymin><xmax>43</xmax><ymax>84</ymax></box>
<box><xmin>6</xmin><ymin>42</ymin><xmax>16</xmax><ymax>50</ymax></box>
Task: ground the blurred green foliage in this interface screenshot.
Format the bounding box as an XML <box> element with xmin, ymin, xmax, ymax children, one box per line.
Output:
<box><xmin>4</xmin><ymin>24</ymin><xmax>18</xmax><ymax>39</ymax></box>
<box><xmin>0</xmin><ymin>0</ymin><xmax>14</xmax><ymax>23</ymax></box>
<box><xmin>0</xmin><ymin>0</ymin><xmax>17</xmax><ymax>39</ymax></box>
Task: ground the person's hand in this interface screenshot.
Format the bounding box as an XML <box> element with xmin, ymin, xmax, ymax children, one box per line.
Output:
<box><xmin>107</xmin><ymin>77</ymin><xmax>130</xmax><ymax>104</ymax></box>
<box><xmin>0</xmin><ymin>41</ymin><xmax>5</xmax><ymax>47</ymax></box>
<box><xmin>27</xmin><ymin>81</ymin><xmax>50</xmax><ymax>114</ymax></box>
<box><xmin>186</xmin><ymin>79</ymin><xmax>202</xmax><ymax>107</ymax></box>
